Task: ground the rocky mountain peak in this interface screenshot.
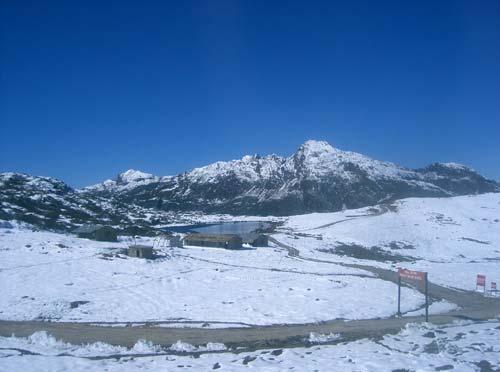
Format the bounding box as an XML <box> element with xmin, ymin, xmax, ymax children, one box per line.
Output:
<box><xmin>116</xmin><ymin>169</ymin><xmax>155</xmax><ymax>184</ymax></box>
<box><xmin>295</xmin><ymin>140</ymin><xmax>336</xmax><ymax>158</ymax></box>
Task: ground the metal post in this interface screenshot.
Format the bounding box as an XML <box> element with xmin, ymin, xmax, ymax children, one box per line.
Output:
<box><xmin>425</xmin><ymin>272</ymin><xmax>429</xmax><ymax>322</ymax></box>
<box><xmin>397</xmin><ymin>275</ymin><xmax>401</xmax><ymax>317</ymax></box>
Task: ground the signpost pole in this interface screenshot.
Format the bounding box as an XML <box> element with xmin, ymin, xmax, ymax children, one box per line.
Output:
<box><xmin>424</xmin><ymin>272</ymin><xmax>429</xmax><ymax>322</ymax></box>
<box><xmin>397</xmin><ymin>275</ymin><xmax>401</xmax><ymax>317</ymax></box>
<box><xmin>398</xmin><ymin>268</ymin><xmax>428</xmax><ymax>320</ymax></box>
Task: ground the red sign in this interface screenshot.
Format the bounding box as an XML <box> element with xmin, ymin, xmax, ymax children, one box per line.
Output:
<box><xmin>477</xmin><ymin>274</ymin><xmax>486</xmax><ymax>287</ymax></box>
<box><xmin>492</xmin><ymin>282</ymin><xmax>497</xmax><ymax>290</ymax></box>
<box><xmin>398</xmin><ymin>268</ymin><xmax>426</xmax><ymax>281</ymax></box>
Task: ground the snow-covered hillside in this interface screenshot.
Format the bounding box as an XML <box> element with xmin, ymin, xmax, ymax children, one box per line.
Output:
<box><xmin>279</xmin><ymin>193</ymin><xmax>500</xmax><ymax>290</ymax></box>
<box><xmin>0</xmin><ymin>173</ymin><xmax>243</xmax><ymax>233</ymax></box>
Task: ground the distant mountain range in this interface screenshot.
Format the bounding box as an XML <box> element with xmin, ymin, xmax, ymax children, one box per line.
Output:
<box><xmin>82</xmin><ymin>140</ymin><xmax>499</xmax><ymax>214</ymax></box>
<box><xmin>1</xmin><ymin>140</ymin><xmax>498</xmax><ymax>231</ymax></box>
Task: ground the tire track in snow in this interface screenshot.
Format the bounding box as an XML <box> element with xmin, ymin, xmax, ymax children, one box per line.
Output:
<box><xmin>175</xmin><ymin>253</ymin><xmax>373</xmax><ymax>278</ymax></box>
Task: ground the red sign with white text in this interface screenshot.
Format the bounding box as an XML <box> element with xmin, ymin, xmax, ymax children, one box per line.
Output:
<box><xmin>477</xmin><ymin>274</ymin><xmax>486</xmax><ymax>287</ymax></box>
<box><xmin>492</xmin><ymin>282</ymin><xmax>497</xmax><ymax>290</ymax></box>
<box><xmin>398</xmin><ymin>268</ymin><xmax>426</xmax><ymax>281</ymax></box>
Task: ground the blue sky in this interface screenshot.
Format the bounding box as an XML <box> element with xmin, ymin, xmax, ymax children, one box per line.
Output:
<box><xmin>1</xmin><ymin>0</ymin><xmax>499</xmax><ymax>187</ymax></box>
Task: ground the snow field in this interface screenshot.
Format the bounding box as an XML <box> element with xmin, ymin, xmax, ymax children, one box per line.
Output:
<box><xmin>281</xmin><ymin>193</ymin><xmax>500</xmax><ymax>291</ymax></box>
<box><xmin>0</xmin><ymin>226</ymin><xmax>422</xmax><ymax>324</ymax></box>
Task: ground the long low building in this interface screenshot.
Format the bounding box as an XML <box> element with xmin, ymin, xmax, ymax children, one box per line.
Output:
<box><xmin>73</xmin><ymin>224</ymin><xmax>117</xmax><ymax>242</ymax></box>
<box><xmin>183</xmin><ymin>233</ymin><xmax>243</xmax><ymax>249</ymax></box>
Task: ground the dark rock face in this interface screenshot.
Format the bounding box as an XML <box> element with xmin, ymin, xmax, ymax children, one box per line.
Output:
<box><xmin>417</xmin><ymin>163</ymin><xmax>497</xmax><ymax>195</ymax></box>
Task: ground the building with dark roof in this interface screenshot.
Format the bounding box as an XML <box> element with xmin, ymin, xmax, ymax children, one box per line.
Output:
<box><xmin>73</xmin><ymin>224</ymin><xmax>117</xmax><ymax>242</ymax></box>
<box><xmin>183</xmin><ymin>233</ymin><xmax>243</xmax><ymax>249</ymax></box>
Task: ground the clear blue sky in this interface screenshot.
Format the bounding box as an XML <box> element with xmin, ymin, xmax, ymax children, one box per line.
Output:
<box><xmin>1</xmin><ymin>0</ymin><xmax>499</xmax><ymax>187</ymax></box>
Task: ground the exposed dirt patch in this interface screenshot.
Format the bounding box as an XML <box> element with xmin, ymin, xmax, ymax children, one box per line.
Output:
<box><xmin>70</xmin><ymin>301</ymin><xmax>89</xmax><ymax>309</ymax></box>
<box><xmin>318</xmin><ymin>243</ymin><xmax>414</xmax><ymax>263</ymax></box>
<box><xmin>385</xmin><ymin>241</ymin><xmax>416</xmax><ymax>250</ymax></box>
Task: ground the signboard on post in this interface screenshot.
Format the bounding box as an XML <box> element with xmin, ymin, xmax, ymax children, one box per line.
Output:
<box><xmin>476</xmin><ymin>274</ymin><xmax>486</xmax><ymax>292</ymax></box>
<box><xmin>398</xmin><ymin>268</ymin><xmax>426</xmax><ymax>282</ymax></box>
<box><xmin>492</xmin><ymin>282</ymin><xmax>497</xmax><ymax>291</ymax></box>
<box><xmin>397</xmin><ymin>268</ymin><xmax>429</xmax><ymax>322</ymax></box>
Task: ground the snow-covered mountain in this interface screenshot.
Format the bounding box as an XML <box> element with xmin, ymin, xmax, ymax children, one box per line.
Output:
<box><xmin>83</xmin><ymin>169</ymin><xmax>164</xmax><ymax>192</ymax></box>
<box><xmin>83</xmin><ymin>140</ymin><xmax>499</xmax><ymax>216</ymax></box>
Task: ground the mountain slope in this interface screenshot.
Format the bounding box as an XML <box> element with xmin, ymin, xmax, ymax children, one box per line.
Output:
<box><xmin>0</xmin><ymin>173</ymin><xmax>191</xmax><ymax>233</ymax></box>
<box><xmin>83</xmin><ymin>140</ymin><xmax>499</xmax><ymax>216</ymax></box>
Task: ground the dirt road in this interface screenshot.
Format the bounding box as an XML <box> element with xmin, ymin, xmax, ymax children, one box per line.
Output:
<box><xmin>0</xmin><ymin>296</ymin><xmax>498</xmax><ymax>349</ymax></box>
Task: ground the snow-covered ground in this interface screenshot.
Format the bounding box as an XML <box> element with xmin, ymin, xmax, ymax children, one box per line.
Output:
<box><xmin>1</xmin><ymin>193</ymin><xmax>499</xmax><ymax>325</ymax></box>
<box><xmin>1</xmin><ymin>193</ymin><xmax>500</xmax><ymax>370</ymax></box>
<box><xmin>0</xmin><ymin>320</ymin><xmax>498</xmax><ymax>371</ymax></box>
<box><xmin>279</xmin><ymin>193</ymin><xmax>500</xmax><ymax>291</ymax></box>
<box><xmin>0</xmin><ymin>224</ymin><xmax>424</xmax><ymax>324</ymax></box>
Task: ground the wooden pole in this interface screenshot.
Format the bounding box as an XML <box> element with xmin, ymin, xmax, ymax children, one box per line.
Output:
<box><xmin>425</xmin><ymin>272</ymin><xmax>429</xmax><ymax>322</ymax></box>
<box><xmin>397</xmin><ymin>275</ymin><xmax>401</xmax><ymax>317</ymax></box>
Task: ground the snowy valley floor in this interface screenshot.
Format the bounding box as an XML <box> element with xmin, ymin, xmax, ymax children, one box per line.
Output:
<box><xmin>0</xmin><ymin>226</ymin><xmax>425</xmax><ymax>324</ymax></box>
<box><xmin>0</xmin><ymin>193</ymin><xmax>499</xmax><ymax>370</ymax></box>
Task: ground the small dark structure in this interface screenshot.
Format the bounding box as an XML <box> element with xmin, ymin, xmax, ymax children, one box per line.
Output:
<box><xmin>183</xmin><ymin>234</ymin><xmax>243</xmax><ymax>249</ymax></box>
<box><xmin>73</xmin><ymin>224</ymin><xmax>117</xmax><ymax>242</ymax></box>
<box><xmin>127</xmin><ymin>244</ymin><xmax>154</xmax><ymax>259</ymax></box>
<box><xmin>241</xmin><ymin>233</ymin><xmax>269</xmax><ymax>247</ymax></box>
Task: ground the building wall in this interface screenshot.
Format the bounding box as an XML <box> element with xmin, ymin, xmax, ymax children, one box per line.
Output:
<box><xmin>227</xmin><ymin>238</ymin><xmax>243</xmax><ymax>249</ymax></box>
<box><xmin>94</xmin><ymin>228</ymin><xmax>118</xmax><ymax>242</ymax></box>
<box><xmin>127</xmin><ymin>247</ymin><xmax>153</xmax><ymax>258</ymax></box>
<box><xmin>77</xmin><ymin>229</ymin><xmax>117</xmax><ymax>242</ymax></box>
<box><xmin>184</xmin><ymin>238</ymin><xmax>242</xmax><ymax>249</ymax></box>
<box><xmin>251</xmin><ymin>235</ymin><xmax>268</xmax><ymax>247</ymax></box>
<box><xmin>184</xmin><ymin>239</ymin><xmax>224</xmax><ymax>248</ymax></box>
